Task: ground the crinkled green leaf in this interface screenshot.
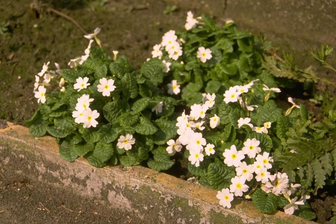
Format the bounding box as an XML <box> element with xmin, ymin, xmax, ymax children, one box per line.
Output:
<box><xmin>131</xmin><ymin>97</ymin><xmax>150</xmax><ymax>114</ymax></box>
<box><xmin>311</xmin><ymin>158</ymin><xmax>326</xmax><ymax>192</ymax></box>
<box><xmin>60</xmin><ymin>69</ymin><xmax>79</xmax><ymax>83</ymax></box>
<box><xmin>207</xmin><ymin>162</ymin><xmax>235</xmax><ymax>190</ymax></box>
<box><xmin>73</xmin><ymin>143</ymin><xmax>95</xmax><ymax>157</ymax></box>
<box><xmin>46</xmin><ymin>118</ymin><xmax>75</xmax><ymax>138</ymax></box>
<box><xmin>252</xmin><ymin>188</ymin><xmax>278</xmax><ymax>214</ymax></box>
<box><xmin>59</xmin><ymin>140</ymin><xmax>78</xmax><ymax>162</ymax></box>
<box><xmin>237</xmin><ymin>37</ymin><xmax>254</xmax><ymax>53</ymax></box>
<box><xmin>135</xmin><ymin>117</ymin><xmax>158</xmax><ymax>135</ymax></box>
<box><xmin>121</xmin><ymin>72</ymin><xmax>138</xmax><ymax>99</ymax></box>
<box><xmin>29</xmin><ymin>123</ymin><xmax>47</xmax><ymax>137</ymax></box>
<box><xmin>94</xmin><ymin>64</ymin><xmax>108</xmax><ymax>79</ymax></box>
<box><xmin>205</xmin><ymin>80</ymin><xmax>222</xmax><ymax>94</ymax></box>
<box><xmin>140</xmin><ymin>58</ymin><xmax>163</xmax><ymax>85</ymax></box>
<box><xmin>276</xmin><ymin>115</ymin><xmax>290</xmax><ymax>139</ymax></box>
<box><xmin>103</xmin><ymin>99</ymin><xmax>124</xmax><ymax>124</ymax></box>
<box><xmin>87</xmin><ymin>142</ymin><xmax>114</xmax><ymax>168</ymax></box>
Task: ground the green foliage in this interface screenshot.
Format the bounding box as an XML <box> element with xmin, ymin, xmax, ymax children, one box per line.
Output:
<box><xmin>27</xmin><ymin>12</ymin><xmax>336</xmax><ymax>220</ymax></box>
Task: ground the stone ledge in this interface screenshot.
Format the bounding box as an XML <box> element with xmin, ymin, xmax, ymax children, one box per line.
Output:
<box><xmin>0</xmin><ymin>122</ymin><xmax>315</xmax><ymax>223</ymax></box>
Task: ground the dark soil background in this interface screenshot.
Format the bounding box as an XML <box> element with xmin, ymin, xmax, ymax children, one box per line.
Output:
<box><xmin>0</xmin><ymin>0</ymin><xmax>335</xmax><ymax>223</ymax></box>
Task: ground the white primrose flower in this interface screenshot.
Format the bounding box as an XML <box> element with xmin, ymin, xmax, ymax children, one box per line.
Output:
<box><xmin>194</xmin><ymin>121</ymin><xmax>205</xmax><ymax>131</ymax></box>
<box><xmin>84</xmin><ymin>27</ymin><xmax>101</xmax><ymax>39</ymax></box>
<box><xmin>166</xmin><ymin>139</ymin><xmax>182</xmax><ymax>154</ymax></box>
<box><xmin>84</xmin><ymin>39</ymin><xmax>94</xmax><ymax>55</ymax></box>
<box><xmin>167</xmin><ymin>80</ymin><xmax>180</xmax><ymax>95</ymax></box>
<box><xmin>197</xmin><ymin>47</ymin><xmax>212</xmax><ymax>63</ymax></box>
<box><xmin>271</xmin><ymin>172</ymin><xmax>289</xmax><ymax>196</ymax></box>
<box><xmin>264</xmin><ymin>121</ymin><xmax>272</xmax><ymax>129</ymax></box>
<box><xmin>188</xmin><ymin>148</ymin><xmax>204</xmax><ymax>167</ymax></box>
<box><xmin>177</xmin><ymin>128</ymin><xmax>194</xmax><ymax>146</ymax></box>
<box><xmin>230</xmin><ymin>176</ymin><xmax>249</xmax><ymax>197</ymax></box>
<box><xmin>117</xmin><ymin>134</ymin><xmax>135</xmax><ymax>151</ymax></box>
<box><xmin>286</xmin><ymin>183</ymin><xmax>301</xmax><ymax>196</ymax></box>
<box><xmin>161</xmin><ymin>30</ymin><xmax>178</xmax><ymax>47</ymax></box>
<box><xmin>237</xmin><ymin>117</ymin><xmax>253</xmax><ymax>129</ymax></box>
<box><xmin>253</xmin><ymin>126</ymin><xmax>268</xmax><ymax>134</ymax></box>
<box><xmin>288</xmin><ymin>97</ymin><xmax>300</xmax><ymax>108</ymax></box>
<box><xmin>72</xmin><ymin>109</ymin><xmax>85</xmax><ymax>124</ymax></box>
<box><xmin>216</xmin><ymin>188</ymin><xmax>234</xmax><ymax>208</ymax></box>
<box><xmin>205</xmin><ymin>143</ymin><xmax>215</xmax><ymax>156</ymax></box>
<box><xmin>223</xmin><ymin>86</ymin><xmax>240</xmax><ymax>104</ymax></box>
<box><xmin>162</xmin><ymin>60</ymin><xmax>171</xmax><ymax>73</ymax></box>
<box><xmin>75</xmin><ymin>94</ymin><xmax>94</xmax><ymax>111</ymax></box>
<box><xmin>82</xmin><ymin>109</ymin><xmax>100</xmax><ymax>128</ymax></box>
<box><xmin>210</xmin><ymin>114</ymin><xmax>220</xmax><ymax>129</ymax></box>
<box><xmin>190</xmin><ymin>104</ymin><xmax>208</xmax><ymax>120</ymax></box>
<box><xmin>185</xmin><ymin>11</ymin><xmax>199</xmax><ymax>30</ymax></box>
<box><xmin>74</xmin><ymin>77</ymin><xmax>90</xmax><ymax>92</ymax></box>
<box><xmin>256</xmin><ymin>152</ymin><xmax>273</xmax><ymax>169</ymax></box>
<box><xmin>97</xmin><ymin>77</ymin><xmax>116</xmax><ymax>97</ymax></box>
<box><xmin>255</xmin><ymin>167</ymin><xmax>271</xmax><ymax>184</ymax></box>
<box><xmin>176</xmin><ymin>111</ymin><xmax>189</xmax><ymax>128</ymax></box>
<box><xmin>202</xmin><ymin>93</ymin><xmax>216</xmax><ymax>108</ymax></box>
<box><xmin>34</xmin><ymin>85</ymin><xmax>47</xmax><ymax>104</ymax></box>
<box><xmin>37</xmin><ymin>61</ymin><xmax>50</xmax><ymax>77</ymax></box>
<box><xmin>242</xmin><ymin>138</ymin><xmax>261</xmax><ymax>159</ymax></box>
<box><xmin>152</xmin><ymin>101</ymin><xmax>163</xmax><ymax>114</ymax></box>
<box><xmin>262</xmin><ymin>84</ymin><xmax>281</xmax><ymax>93</ymax></box>
<box><xmin>151</xmin><ymin>44</ymin><xmax>163</xmax><ymax>59</ymax></box>
<box><xmin>113</xmin><ymin>50</ymin><xmax>119</xmax><ymax>61</ymax></box>
<box><xmin>223</xmin><ymin>145</ymin><xmax>245</xmax><ymax>167</ymax></box>
<box><xmin>252</xmin><ymin>160</ymin><xmax>264</xmax><ymax>173</ymax></box>
<box><xmin>246</xmin><ymin>104</ymin><xmax>258</xmax><ymax>111</ymax></box>
<box><xmin>168</xmin><ymin>44</ymin><xmax>183</xmax><ymax>60</ymax></box>
<box><xmin>283</xmin><ymin>197</ymin><xmax>305</xmax><ymax>215</ymax></box>
<box><xmin>186</xmin><ymin>132</ymin><xmax>206</xmax><ymax>152</ymax></box>
<box><xmin>235</xmin><ymin>161</ymin><xmax>255</xmax><ymax>182</ymax></box>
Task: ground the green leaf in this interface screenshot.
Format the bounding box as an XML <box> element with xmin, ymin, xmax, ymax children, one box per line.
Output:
<box><xmin>109</xmin><ymin>56</ymin><xmax>133</xmax><ymax>79</ymax></box>
<box><xmin>73</xmin><ymin>143</ymin><xmax>95</xmax><ymax>156</ymax></box>
<box><xmin>297</xmin><ymin>208</ymin><xmax>316</xmax><ymax>221</ymax></box>
<box><xmin>237</xmin><ymin>55</ymin><xmax>253</xmax><ymax>72</ymax></box>
<box><xmin>215</xmin><ymin>38</ymin><xmax>234</xmax><ymax>53</ymax></box>
<box><xmin>254</xmin><ymin>100</ymin><xmax>283</xmax><ymax>124</ymax></box>
<box><xmin>252</xmin><ymin>188</ymin><xmax>278</xmax><ymax>214</ymax></box>
<box><xmin>87</xmin><ymin>142</ymin><xmax>114</xmax><ymax>168</ymax></box>
<box><xmin>131</xmin><ymin>97</ymin><xmax>150</xmax><ymax>114</ymax></box>
<box><xmin>118</xmin><ymin>112</ymin><xmax>139</xmax><ymax>127</ymax></box>
<box><xmin>186</xmin><ymin>69</ymin><xmax>203</xmax><ymax>92</ymax></box>
<box><xmin>188</xmin><ymin>159</ymin><xmax>211</xmax><ymax>176</ymax></box>
<box><xmin>121</xmin><ymin>72</ymin><xmax>138</xmax><ymax>99</ymax></box>
<box><xmin>103</xmin><ymin>99</ymin><xmax>124</xmax><ymax>123</ymax></box>
<box><xmin>94</xmin><ymin>64</ymin><xmax>108</xmax><ymax>79</ymax></box>
<box><xmin>29</xmin><ymin>122</ymin><xmax>47</xmax><ymax>137</ymax></box>
<box><xmin>60</xmin><ymin>69</ymin><xmax>79</xmax><ymax>83</ymax></box>
<box><xmin>140</xmin><ymin>58</ymin><xmax>164</xmax><ymax>85</ymax></box>
<box><xmin>120</xmin><ymin>155</ymin><xmax>138</xmax><ymax>166</ymax></box>
<box><xmin>218</xmin><ymin>63</ymin><xmax>237</xmax><ymax>76</ymax></box>
<box><xmin>135</xmin><ymin>117</ymin><xmax>158</xmax><ymax>135</ymax></box>
<box><xmin>237</xmin><ymin>38</ymin><xmax>254</xmax><ymax>53</ymax></box>
<box><xmin>311</xmin><ymin>158</ymin><xmax>326</xmax><ymax>192</ymax></box>
<box><xmin>46</xmin><ymin>118</ymin><xmax>75</xmax><ymax>138</ymax></box>
<box><xmin>276</xmin><ymin>115</ymin><xmax>290</xmax><ymax>139</ymax></box>
<box><xmin>59</xmin><ymin>140</ymin><xmax>78</xmax><ymax>162</ymax></box>
<box><xmin>99</xmin><ymin>124</ymin><xmax>120</xmax><ymax>143</ymax></box>
<box><xmin>207</xmin><ymin>162</ymin><xmax>235</xmax><ymax>190</ymax></box>
<box><xmin>138</xmin><ymin>147</ymin><xmax>149</xmax><ymax>161</ymax></box>
<box><xmin>205</xmin><ymin>80</ymin><xmax>222</xmax><ymax>94</ymax></box>
<box><xmin>321</xmin><ymin>153</ymin><xmax>333</xmax><ymax>176</ymax></box>
<box><xmin>81</xmin><ymin>128</ymin><xmax>101</xmax><ymax>143</ymax></box>
<box><xmin>201</xmin><ymin>14</ymin><xmax>217</xmax><ymax>31</ymax></box>
<box><xmin>154</xmin><ymin>118</ymin><xmax>177</xmax><ymax>142</ymax></box>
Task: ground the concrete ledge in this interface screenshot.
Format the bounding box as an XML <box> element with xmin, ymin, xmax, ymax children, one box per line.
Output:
<box><xmin>0</xmin><ymin>122</ymin><xmax>315</xmax><ymax>223</ymax></box>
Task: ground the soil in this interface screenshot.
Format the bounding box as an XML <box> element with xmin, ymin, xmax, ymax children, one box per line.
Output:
<box><xmin>0</xmin><ymin>0</ymin><xmax>335</xmax><ymax>223</ymax></box>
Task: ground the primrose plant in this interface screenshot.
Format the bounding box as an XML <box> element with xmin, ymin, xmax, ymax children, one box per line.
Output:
<box><xmin>147</xmin><ymin>12</ymin><xmax>336</xmax><ymax>219</ymax></box>
<box><xmin>27</xmin><ymin>28</ymin><xmax>180</xmax><ymax>171</ymax></box>
<box><xmin>28</xmin><ymin>11</ymin><xmax>336</xmax><ymax>221</ymax></box>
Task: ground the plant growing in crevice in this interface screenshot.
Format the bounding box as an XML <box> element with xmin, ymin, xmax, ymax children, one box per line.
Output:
<box><xmin>27</xmin><ymin>11</ymin><xmax>336</xmax><ymax>222</ymax></box>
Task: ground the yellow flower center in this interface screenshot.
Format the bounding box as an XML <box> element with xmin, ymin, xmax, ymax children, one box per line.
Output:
<box><xmin>224</xmin><ymin>196</ymin><xmax>229</xmax><ymax>201</ymax></box>
<box><xmin>231</xmin><ymin>154</ymin><xmax>237</xmax><ymax>159</ymax></box>
<box><xmin>104</xmin><ymin>84</ymin><xmax>109</xmax><ymax>89</ymax></box>
<box><xmin>236</xmin><ymin>183</ymin><xmax>242</xmax><ymax>189</ymax></box>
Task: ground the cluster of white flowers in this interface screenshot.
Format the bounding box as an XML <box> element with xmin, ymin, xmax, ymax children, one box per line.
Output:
<box><xmin>185</xmin><ymin>11</ymin><xmax>200</xmax><ymax>30</ymax></box>
<box><xmin>34</xmin><ymin>61</ymin><xmax>62</xmax><ymax>104</ymax></box>
<box><xmin>216</xmin><ymin>140</ymin><xmax>305</xmax><ymax>211</ymax></box>
<box><xmin>166</xmin><ymin>93</ymin><xmax>218</xmax><ymax>166</ymax></box>
<box><xmin>71</xmin><ymin>76</ymin><xmax>116</xmax><ymax>128</ymax></box>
